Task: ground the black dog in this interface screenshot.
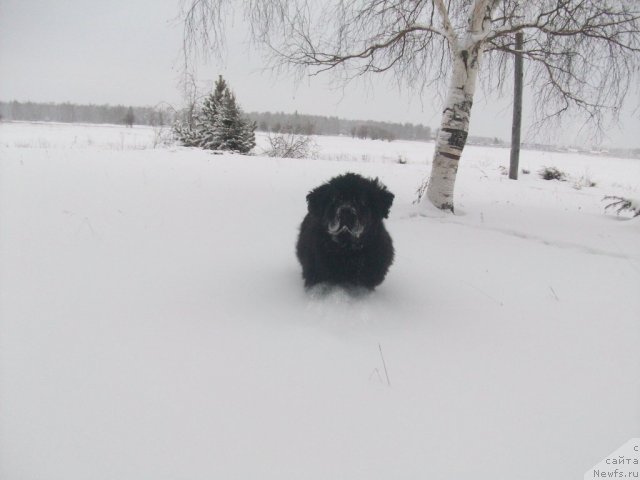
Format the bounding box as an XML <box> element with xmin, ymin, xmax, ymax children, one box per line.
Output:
<box><xmin>296</xmin><ymin>173</ymin><xmax>394</xmax><ymax>289</ymax></box>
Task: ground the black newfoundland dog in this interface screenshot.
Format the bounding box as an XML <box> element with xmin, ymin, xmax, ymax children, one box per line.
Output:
<box><xmin>296</xmin><ymin>173</ymin><xmax>394</xmax><ymax>290</ymax></box>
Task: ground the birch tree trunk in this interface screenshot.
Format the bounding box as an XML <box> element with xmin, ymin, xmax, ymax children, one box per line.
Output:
<box><xmin>424</xmin><ymin>51</ymin><xmax>480</xmax><ymax>210</ymax></box>
<box><xmin>421</xmin><ymin>0</ymin><xmax>495</xmax><ymax>211</ymax></box>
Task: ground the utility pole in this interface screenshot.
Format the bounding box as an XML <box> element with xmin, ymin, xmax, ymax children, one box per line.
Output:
<box><xmin>509</xmin><ymin>31</ymin><xmax>524</xmax><ymax>180</ymax></box>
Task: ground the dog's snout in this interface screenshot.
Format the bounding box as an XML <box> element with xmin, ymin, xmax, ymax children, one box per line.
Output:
<box><xmin>338</xmin><ymin>205</ymin><xmax>357</xmax><ymax>228</ymax></box>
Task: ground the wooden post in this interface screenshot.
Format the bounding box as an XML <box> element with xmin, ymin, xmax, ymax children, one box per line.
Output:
<box><xmin>509</xmin><ymin>32</ymin><xmax>523</xmax><ymax>180</ymax></box>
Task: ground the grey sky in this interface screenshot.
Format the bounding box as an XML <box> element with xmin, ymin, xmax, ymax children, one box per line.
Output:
<box><xmin>1</xmin><ymin>0</ymin><xmax>638</xmax><ymax>148</ymax></box>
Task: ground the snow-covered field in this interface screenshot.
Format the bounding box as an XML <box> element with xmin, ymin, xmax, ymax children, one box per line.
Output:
<box><xmin>1</xmin><ymin>121</ymin><xmax>638</xmax><ymax>479</ymax></box>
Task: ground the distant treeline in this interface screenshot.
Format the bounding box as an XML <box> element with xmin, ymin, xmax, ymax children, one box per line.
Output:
<box><xmin>2</xmin><ymin>100</ymin><xmax>636</xmax><ymax>158</ymax></box>
<box><xmin>246</xmin><ymin>111</ymin><xmax>431</xmax><ymax>141</ymax></box>
<box><xmin>0</xmin><ymin>101</ymin><xmax>174</xmax><ymax>126</ymax></box>
<box><xmin>0</xmin><ymin>100</ymin><xmax>432</xmax><ymax>142</ymax></box>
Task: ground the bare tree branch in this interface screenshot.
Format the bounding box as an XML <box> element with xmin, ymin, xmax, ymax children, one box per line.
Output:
<box><xmin>181</xmin><ymin>0</ymin><xmax>639</xmax><ymax>137</ymax></box>
<box><xmin>479</xmin><ymin>0</ymin><xmax>640</xmax><ymax>135</ymax></box>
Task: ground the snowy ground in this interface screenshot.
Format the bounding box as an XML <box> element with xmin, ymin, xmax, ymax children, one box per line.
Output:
<box><xmin>1</xmin><ymin>121</ymin><xmax>639</xmax><ymax>479</ymax></box>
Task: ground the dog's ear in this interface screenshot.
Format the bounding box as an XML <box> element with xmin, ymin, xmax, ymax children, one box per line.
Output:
<box><xmin>306</xmin><ymin>183</ymin><xmax>332</xmax><ymax>217</ymax></box>
<box><xmin>371</xmin><ymin>180</ymin><xmax>394</xmax><ymax>219</ymax></box>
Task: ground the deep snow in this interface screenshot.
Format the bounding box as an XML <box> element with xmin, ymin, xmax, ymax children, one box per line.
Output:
<box><xmin>0</xmin><ymin>122</ymin><xmax>639</xmax><ymax>479</ymax></box>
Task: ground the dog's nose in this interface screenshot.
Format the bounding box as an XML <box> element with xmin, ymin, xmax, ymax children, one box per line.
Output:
<box><xmin>338</xmin><ymin>205</ymin><xmax>357</xmax><ymax>229</ymax></box>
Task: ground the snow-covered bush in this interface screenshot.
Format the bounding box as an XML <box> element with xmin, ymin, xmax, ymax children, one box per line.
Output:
<box><xmin>264</xmin><ymin>132</ymin><xmax>317</xmax><ymax>159</ymax></box>
<box><xmin>573</xmin><ymin>174</ymin><xmax>597</xmax><ymax>190</ymax></box>
<box><xmin>152</xmin><ymin>124</ymin><xmax>175</xmax><ymax>149</ymax></box>
<box><xmin>174</xmin><ymin>75</ymin><xmax>256</xmax><ymax>154</ymax></box>
<box><xmin>539</xmin><ymin>166</ymin><xmax>566</xmax><ymax>181</ymax></box>
<box><xmin>603</xmin><ymin>196</ymin><xmax>640</xmax><ymax>217</ymax></box>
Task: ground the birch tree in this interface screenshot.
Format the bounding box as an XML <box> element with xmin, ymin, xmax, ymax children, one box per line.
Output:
<box><xmin>182</xmin><ymin>0</ymin><xmax>640</xmax><ymax>211</ymax></box>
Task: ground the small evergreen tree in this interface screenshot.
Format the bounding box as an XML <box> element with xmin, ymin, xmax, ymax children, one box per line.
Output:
<box><xmin>196</xmin><ymin>75</ymin><xmax>228</xmax><ymax>149</ymax></box>
<box><xmin>174</xmin><ymin>75</ymin><xmax>255</xmax><ymax>154</ymax></box>
<box><xmin>212</xmin><ymin>90</ymin><xmax>240</xmax><ymax>150</ymax></box>
<box><xmin>241</xmin><ymin>119</ymin><xmax>257</xmax><ymax>152</ymax></box>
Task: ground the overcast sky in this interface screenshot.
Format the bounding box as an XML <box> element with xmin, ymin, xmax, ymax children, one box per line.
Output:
<box><xmin>1</xmin><ymin>0</ymin><xmax>638</xmax><ymax>148</ymax></box>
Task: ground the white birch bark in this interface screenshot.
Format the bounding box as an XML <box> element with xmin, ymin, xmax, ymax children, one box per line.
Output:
<box><xmin>420</xmin><ymin>0</ymin><xmax>496</xmax><ymax>211</ymax></box>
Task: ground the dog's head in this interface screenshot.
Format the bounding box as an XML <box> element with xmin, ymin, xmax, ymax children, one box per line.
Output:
<box><xmin>306</xmin><ymin>173</ymin><xmax>394</xmax><ymax>248</ymax></box>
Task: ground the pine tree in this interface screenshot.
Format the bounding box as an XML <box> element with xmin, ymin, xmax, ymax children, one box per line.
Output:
<box><xmin>212</xmin><ymin>90</ymin><xmax>238</xmax><ymax>150</ymax></box>
<box><xmin>196</xmin><ymin>75</ymin><xmax>227</xmax><ymax>149</ymax></box>
<box><xmin>241</xmin><ymin>120</ymin><xmax>257</xmax><ymax>153</ymax></box>
<box><xmin>173</xmin><ymin>75</ymin><xmax>255</xmax><ymax>154</ymax></box>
